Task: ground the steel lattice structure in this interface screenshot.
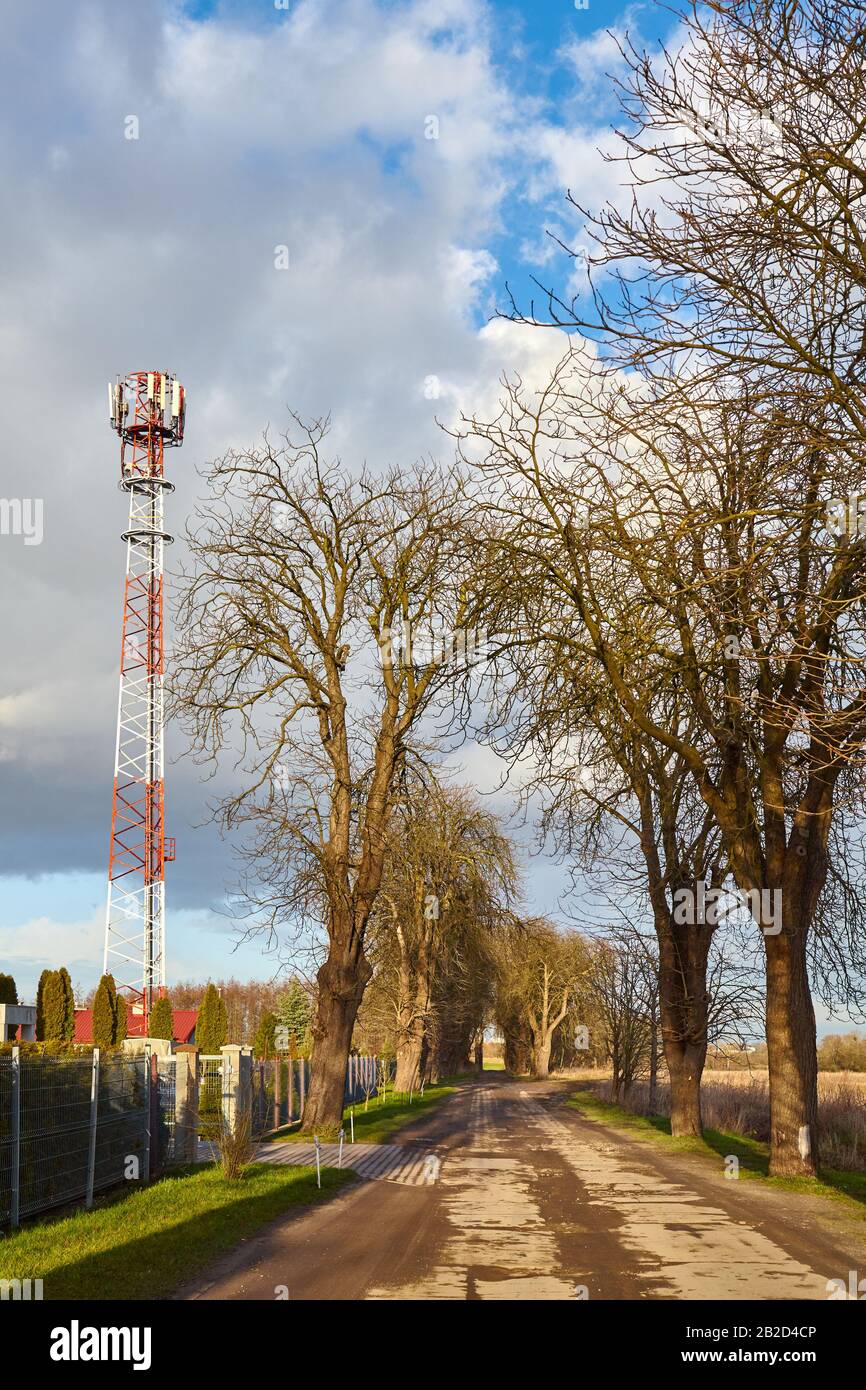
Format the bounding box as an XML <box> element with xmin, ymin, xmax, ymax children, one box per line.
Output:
<box><xmin>104</xmin><ymin>371</ymin><xmax>186</xmax><ymax>1034</ymax></box>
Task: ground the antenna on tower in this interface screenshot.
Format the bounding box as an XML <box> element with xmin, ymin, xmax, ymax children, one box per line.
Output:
<box><xmin>104</xmin><ymin>371</ymin><xmax>187</xmax><ymax>1034</ymax></box>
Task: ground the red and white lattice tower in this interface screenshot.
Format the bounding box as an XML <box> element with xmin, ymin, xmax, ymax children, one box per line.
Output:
<box><xmin>104</xmin><ymin>371</ymin><xmax>186</xmax><ymax>1035</ymax></box>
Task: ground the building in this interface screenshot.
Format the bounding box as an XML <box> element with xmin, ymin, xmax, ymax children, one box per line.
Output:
<box><xmin>72</xmin><ymin>1008</ymin><xmax>197</xmax><ymax>1045</ymax></box>
<box><xmin>0</xmin><ymin>1003</ymin><xmax>37</xmax><ymax>1042</ymax></box>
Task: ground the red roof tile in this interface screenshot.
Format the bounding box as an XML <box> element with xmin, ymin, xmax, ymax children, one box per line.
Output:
<box><xmin>172</xmin><ymin>1010</ymin><xmax>198</xmax><ymax>1043</ymax></box>
<box><xmin>73</xmin><ymin>1009</ymin><xmax>93</xmax><ymax>1043</ymax></box>
<box><xmin>73</xmin><ymin>1007</ymin><xmax>197</xmax><ymax>1044</ymax></box>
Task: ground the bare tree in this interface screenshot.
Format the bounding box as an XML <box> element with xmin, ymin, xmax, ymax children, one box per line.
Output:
<box><xmin>590</xmin><ymin>938</ymin><xmax>653</xmax><ymax>1102</ymax></box>
<box><xmin>495</xmin><ymin>919</ymin><xmax>591</xmax><ymax>1079</ymax></box>
<box><xmin>463</xmin><ymin>358</ymin><xmax>866</xmax><ymax>1174</ymax></box>
<box><xmin>456</xmin><ymin>401</ymin><xmax>735</xmax><ymax>1135</ymax></box>
<box><xmin>371</xmin><ymin>779</ymin><xmax>517</xmax><ymax>1092</ymax></box>
<box><xmin>173</xmin><ymin>416</ymin><xmax>484</xmax><ymax>1130</ymax></box>
<box><xmin>494</xmin><ymin>0</ymin><xmax>866</xmax><ymax>1175</ymax></box>
<box><xmin>428</xmin><ymin>913</ymin><xmax>500</xmax><ymax>1080</ymax></box>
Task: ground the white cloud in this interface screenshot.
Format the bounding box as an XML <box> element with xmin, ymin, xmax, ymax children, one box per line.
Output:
<box><xmin>0</xmin><ymin>911</ymin><xmax>103</xmax><ymax>978</ymax></box>
<box><xmin>0</xmin><ymin>0</ymin><xmax>624</xmax><ymax>953</ymax></box>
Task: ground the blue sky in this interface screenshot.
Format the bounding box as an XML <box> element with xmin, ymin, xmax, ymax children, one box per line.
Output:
<box><xmin>0</xmin><ymin>0</ymin><xmax>853</xmax><ymax>1034</ymax></box>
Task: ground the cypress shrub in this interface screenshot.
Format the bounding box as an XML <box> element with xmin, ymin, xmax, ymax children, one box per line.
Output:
<box><xmin>42</xmin><ymin>971</ymin><xmax>66</xmax><ymax>1041</ymax></box>
<box><xmin>35</xmin><ymin>968</ymin><xmax>52</xmax><ymax>1039</ymax></box>
<box><xmin>148</xmin><ymin>996</ymin><xmax>174</xmax><ymax>1040</ymax></box>
<box><xmin>254</xmin><ymin>1010</ymin><xmax>277</xmax><ymax>1058</ymax></box>
<box><xmin>197</xmin><ymin>983</ymin><xmax>228</xmax><ymax>1053</ymax></box>
<box><xmin>92</xmin><ymin>974</ymin><xmax>118</xmax><ymax>1049</ymax></box>
<box><xmin>115</xmin><ymin>993</ymin><xmax>128</xmax><ymax>1044</ymax></box>
<box><xmin>58</xmin><ymin>967</ymin><xmax>75</xmax><ymax>1041</ymax></box>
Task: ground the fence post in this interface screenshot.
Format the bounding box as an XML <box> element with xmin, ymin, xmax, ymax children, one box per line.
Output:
<box><xmin>273</xmin><ymin>1056</ymin><xmax>281</xmax><ymax>1130</ymax></box>
<box><xmin>220</xmin><ymin>1045</ymin><xmax>252</xmax><ymax>1134</ymax></box>
<box><xmin>287</xmin><ymin>1058</ymin><xmax>294</xmax><ymax>1124</ymax></box>
<box><xmin>142</xmin><ymin>1047</ymin><xmax>151</xmax><ymax>1184</ymax></box>
<box><xmin>10</xmin><ymin>1045</ymin><xmax>20</xmax><ymax>1229</ymax></box>
<box><xmin>175</xmin><ymin>1046</ymin><xmax>199</xmax><ymax>1163</ymax></box>
<box><xmin>221</xmin><ymin>1049</ymin><xmax>232</xmax><ymax>1133</ymax></box>
<box><xmin>299</xmin><ymin>1056</ymin><xmax>306</xmax><ymax>1116</ymax></box>
<box><xmin>150</xmin><ymin>1050</ymin><xmax>161</xmax><ymax>1176</ymax></box>
<box><xmin>85</xmin><ymin>1047</ymin><xmax>100</xmax><ymax>1209</ymax></box>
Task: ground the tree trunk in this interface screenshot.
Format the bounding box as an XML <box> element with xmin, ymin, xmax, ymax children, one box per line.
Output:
<box><xmin>419</xmin><ymin>1034</ymin><xmax>431</xmax><ymax>1084</ymax></box>
<box><xmin>648</xmin><ymin>1006</ymin><xmax>658</xmax><ymax>1113</ymax></box>
<box><xmin>432</xmin><ymin>1034</ymin><xmax>460</xmax><ymax>1080</ymax></box>
<box><xmin>532</xmin><ymin>1034</ymin><xmax>552</xmax><ymax>1079</ymax></box>
<box><xmin>393</xmin><ymin>954</ymin><xmax>420</xmax><ymax>1093</ymax></box>
<box><xmin>667</xmin><ymin>1045</ymin><xmax>705</xmax><ymax>1137</ymax></box>
<box><xmin>658</xmin><ymin>920</ymin><xmax>710</xmax><ymax>1138</ymax></box>
<box><xmin>393</xmin><ymin>917</ymin><xmax>435</xmax><ymax>1093</ymax></box>
<box><xmin>302</xmin><ymin>936</ymin><xmax>372</xmax><ymax>1132</ymax></box>
<box><xmin>394</xmin><ymin>1032</ymin><xmax>424</xmax><ymax>1092</ymax></box>
<box><xmin>504</xmin><ymin>1033</ymin><xmax>531</xmax><ymax>1074</ymax></box>
<box><xmin>764</xmin><ymin>928</ymin><xmax>818</xmax><ymax>1177</ymax></box>
<box><xmin>611</xmin><ymin>1043</ymin><xmax>622</xmax><ymax>1100</ymax></box>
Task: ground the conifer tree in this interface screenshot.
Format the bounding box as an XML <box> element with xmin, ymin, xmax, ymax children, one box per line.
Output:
<box><xmin>58</xmin><ymin>967</ymin><xmax>75</xmax><ymax>1041</ymax></box>
<box><xmin>115</xmin><ymin>993</ymin><xmax>128</xmax><ymax>1044</ymax></box>
<box><xmin>92</xmin><ymin>974</ymin><xmax>118</xmax><ymax>1049</ymax></box>
<box><xmin>254</xmin><ymin>1010</ymin><xmax>277</xmax><ymax>1058</ymax></box>
<box><xmin>42</xmin><ymin>971</ymin><xmax>66</xmax><ymax>1041</ymax></box>
<box><xmin>197</xmin><ymin>983</ymin><xmax>228</xmax><ymax>1053</ymax></box>
<box><xmin>149</xmin><ymin>996</ymin><xmax>174</xmax><ymax>1041</ymax></box>
<box><xmin>36</xmin><ymin>968</ymin><xmax>52</xmax><ymax>1040</ymax></box>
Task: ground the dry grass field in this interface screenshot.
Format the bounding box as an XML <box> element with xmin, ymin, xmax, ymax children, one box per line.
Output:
<box><xmin>556</xmin><ymin>1067</ymin><xmax>866</xmax><ymax>1171</ymax></box>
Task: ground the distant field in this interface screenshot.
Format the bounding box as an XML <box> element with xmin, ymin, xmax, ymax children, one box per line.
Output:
<box><xmin>567</xmin><ymin>1069</ymin><xmax>866</xmax><ymax>1172</ymax></box>
<box><xmin>555</xmin><ymin>1066</ymin><xmax>866</xmax><ymax>1091</ymax></box>
<box><xmin>703</xmin><ymin>1067</ymin><xmax>866</xmax><ymax>1092</ymax></box>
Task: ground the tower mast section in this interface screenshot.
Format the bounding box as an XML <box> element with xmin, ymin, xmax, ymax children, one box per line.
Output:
<box><xmin>104</xmin><ymin>370</ymin><xmax>186</xmax><ymax>1034</ymax></box>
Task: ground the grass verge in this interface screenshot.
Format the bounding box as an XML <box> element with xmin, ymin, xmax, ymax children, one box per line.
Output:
<box><xmin>262</xmin><ymin>1079</ymin><xmax>461</xmax><ymax>1145</ymax></box>
<box><xmin>568</xmin><ymin>1089</ymin><xmax>866</xmax><ymax>1210</ymax></box>
<box><xmin>0</xmin><ymin>1163</ymin><xmax>354</xmax><ymax>1300</ymax></box>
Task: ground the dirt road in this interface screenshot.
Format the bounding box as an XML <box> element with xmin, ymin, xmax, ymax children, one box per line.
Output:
<box><xmin>178</xmin><ymin>1077</ymin><xmax>866</xmax><ymax>1301</ymax></box>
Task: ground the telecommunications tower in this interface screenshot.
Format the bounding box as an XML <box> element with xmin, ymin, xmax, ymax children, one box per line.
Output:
<box><xmin>104</xmin><ymin>371</ymin><xmax>187</xmax><ymax>1034</ymax></box>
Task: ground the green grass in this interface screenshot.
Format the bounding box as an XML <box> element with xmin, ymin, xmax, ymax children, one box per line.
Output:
<box><xmin>262</xmin><ymin>1080</ymin><xmax>460</xmax><ymax>1145</ymax></box>
<box><xmin>483</xmin><ymin>1058</ymin><xmax>505</xmax><ymax>1071</ymax></box>
<box><xmin>568</xmin><ymin>1089</ymin><xmax>866</xmax><ymax>1210</ymax></box>
<box><xmin>0</xmin><ymin>1162</ymin><xmax>354</xmax><ymax>1301</ymax></box>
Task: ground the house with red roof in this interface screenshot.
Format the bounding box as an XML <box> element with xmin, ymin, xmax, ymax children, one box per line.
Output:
<box><xmin>73</xmin><ymin>1007</ymin><xmax>197</xmax><ymax>1045</ymax></box>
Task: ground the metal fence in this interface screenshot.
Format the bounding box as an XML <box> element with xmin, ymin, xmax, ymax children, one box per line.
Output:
<box><xmin>156</xmin><ymin>1056</ymin><xmax>176</xmax><ymax>1166</ymax></box>
<box><xmin>199</xmin><ymin>1054</ymin><xmax>222</xmax><ymax>1138</ymax></box>
<box><xmin>259</xmin><ymin>1057</ymin><xmax>309</xmax><ymax>1130</ymax></box>
<box><xmin>0</xmin><ymin>1047</ymin><xmax>394</xmax><ymax>1229</ymax></box>
<box><xmin>0</xmin><ymin>1050</ymin><xmax>148</xmax><ymax>1228</ymax></box>
<box><xmin>346</xmin><ymin>1053</ymin><xmax>387</xmax><ymax>1104</ymax></box>
<box><xmin>256</xmin><ymin>1055</ymin><xmax>393</xmax><ymax>1132</ymax></box>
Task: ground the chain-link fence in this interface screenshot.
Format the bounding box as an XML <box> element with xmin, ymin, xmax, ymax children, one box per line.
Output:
<box><xmin>0</xmin><ymin>1050</ymin><xmax>148</xmax><ymax>1228</ymax></box>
